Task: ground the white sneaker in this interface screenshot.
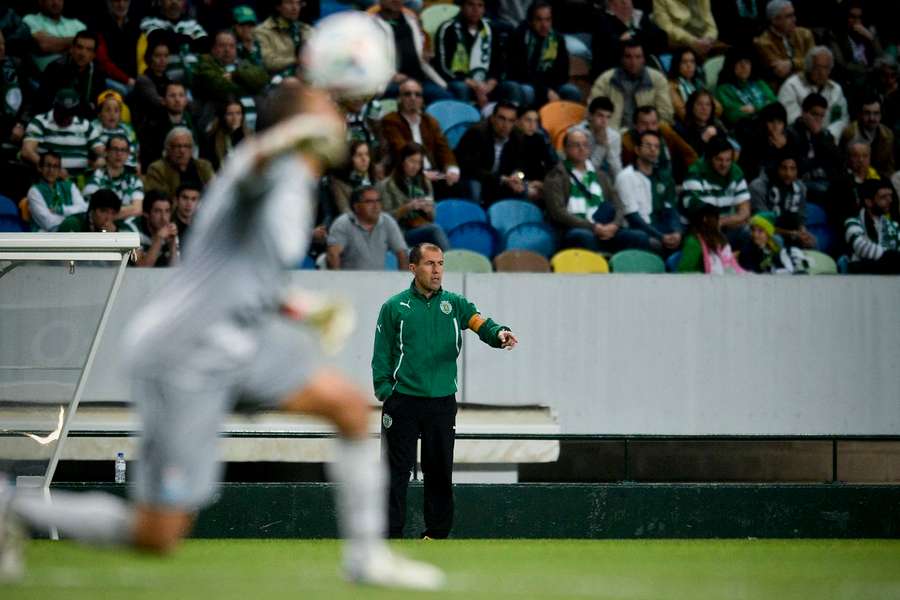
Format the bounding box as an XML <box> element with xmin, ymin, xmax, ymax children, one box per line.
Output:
<box><xmin>345</xmin><ymin>546</ymin><xmax>446</xmax><ymax>591</ymax></box>
<box><xmin>0</xmin><ymin>480</ymin><xmax>25</xmax><ymax>582</ymax></box>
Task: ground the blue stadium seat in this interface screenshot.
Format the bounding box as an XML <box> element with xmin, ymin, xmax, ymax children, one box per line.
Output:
<box><xmin>385</xmin><ymin>249</ymin><xmax>399</xmax><ymax>270</ymax></box>
<box><xmin>488</xmin><ymin>199</ymin><xmax>544</xmax><ymax>244</ymax></box>
<box><xmin>435</xmin><ymin>199</ymin><xmax>487</xmax><ymax>233</ymax></box>
<box><xmin>443</xmin><ymin>121</ymin><xmax>474</xmax><ymax>150</ymax></box>
<box><xmin>805</xmin><ymin>203</ymin><xmax>835</xmax><ymax>255</ymax></box>
<box><xmin>503</xmin><ymin>222</ymin><xmax>557</xmax><ymax>257</ymax></box>
<box><xmin>426</xmin><ymin>100</ymin><xmax>481</xmax><ymax>132</ymax></box>
<box><xmin>665</xmin><ymin>251</ymin><xmax>682</xmax><ymax>272</ymax></box>
<box><xmin>0</xmin><ymin>195</ymin><xmax>25</xmax><ymax>232</ymax></box>
<box><xmin>805</xmin><ymin>203</ymin><xmax>827</xmax><ymax>226</ymax></box>
<box><xmin>447</xmin><ymin>221</ymin><xmax>498</xmax><ymax>258</ymax></box>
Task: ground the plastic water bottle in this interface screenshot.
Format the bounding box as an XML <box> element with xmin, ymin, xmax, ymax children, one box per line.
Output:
<box><xmin>114</xmin><ymin>452</ymin><xmax>126</xmax><ymax>484</ymax></box>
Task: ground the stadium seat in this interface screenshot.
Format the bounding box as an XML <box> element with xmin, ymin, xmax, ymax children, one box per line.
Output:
<box><xmin>18</xmin><ymin>197</ymin><xmax>30</xmax><ymax>223</ymax></box>
<box><xmin>442</xmin><ymin>248</ymin><xmax>493</xmax><ymax>273</ymax></box>
<box><xmin>805</xmin><ymin>249</ymin><xmax>838</xmax><ymax>274</ymax></box>
<box><xmin>703</xmin><ymin>55</ymin><xmax>725</xmax><ymax>90</ymax></box>
<box><xmin>493</xmin><ymin>249</ymin><xmax>551</xmax><ymax>272</ymax></box>
<box><xmin>488</xmin><ymin>199</ymin><xmax>544</xmax><ymax>241</ymax></box>
<box><xmin>837</xmin><ymin>255</ymin><xmax>849</xmax><ymax>274</ymax></box>
<box><xmin>446</xmin><ymin>221</ymin><xmax>498</xmax><ymax>258</ymax></box>
<box><xmin>503</xmin><ymin>222</ymin><xmax>557</xmax><ymax>257</ymax></box>
<box><xmin>805</xmin><ymin>203</ymin><xmax>827</xmax><ymax>226</ymax></box>
<box><xmin>538</xmin><ymin>101</ymin><xmax>586</xmax><ymax>149</ymax></box>
<box><xmin>0</xmin><ymin>195</ymin><xmax>25</xmax><ymax>232</ymax></box>
<box><xmin>805</xmin><ymin>203</ymin><xmax>835</xmax><ymax>255</ymax></box>
<box><xmin>609</xmin><ymin>249</ymin><xmax>666</xmax><ymax>273</ymax></box>
<box><xmin>665</xmin><ymin>251</ymin><xmax>682</xmax><ymax>272</ymax></box>
<box><xmin>435</xmin><ymin>199</ymin><xmax>487</xmax><ymax>233</ymax></box>
<box><xmin>443</xmin><ymin>121</ymin><xmax>474</xmax><ymax>149</ymax></box>
<box><xmin>385</xmin><ymin>249</ymin><xmax>399</xmax><ymax>270</ymax></box>
<box><xmin>420</xmin><ymin>3</ymin><xmax>459</xmax><ymax>39</ymax></box>
<box><xmin>426</xmin><ymin>100</ymin><xmax>481</xmax><ymax>133</ymax></box>
<box><xmin>378</xmin><ymin>98</ymin><xmax>398</xmax><ymax>116</ymax></box>
<box><xmin>550</xmin><ymin>248</ymin><xmax>609</xmax><ymax>273</ymax></box>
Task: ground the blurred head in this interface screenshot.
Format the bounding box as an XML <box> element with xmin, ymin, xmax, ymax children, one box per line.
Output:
<box><xmin>398</xmin><ymin>79</ymin><xmax>423</xmax><ymax>115</ymax></box>
<box><xmin>562</xmin><ymin>128</ymin><xmax>591</xmax><ymax>165</ymax></box>
<box><xmin>800</xmin><ymin>93</ymin><xmax>828</xmax><ymax>134</ymax></box>
<box><xmin>860</xmin><ymin>97</ymin><xmax>882</xmax><ymax>132</ymax></box>
<box><xmin>688</xmin><ymin>90</ymin><xmax>715</xmax><ymax>125</ymax></box>
<box><xmin>174</xmin><ymin>183</ymin><xmax>201</xmax><ymax>222</ymax></box>
<box><xmin>672</xmin><ymin>48</ymin><xmax>697</xmax><ymax>81</ymax></box>
<box><xmin>775</xmin><ymin>155</ymin><xmax>798</xmax><ymax>185</ymax></box>
<box><xmin>805</xmin><ymin>46</ymin><xmax>833</xmax><ymax>87</ymax></box>
<box><xmin>349</xmin><ymin>140</ymin><xmax>371</xmax><ymax>175</ymax></box>
<box><xmin>635</xmin><ymin>130</ymin><xmax>661</xmax><ymax>165</ymax></box>
<box><xmin>847</xmin><ymin>140</ymin><xmax>871</xmax><ymax>175</ymax></box>
<box><xmin>89</xmin><ymin>189</ymin><xmax>123</xmax><ymax>229</ymax></box>
<box><xmin>517</xmin><ymin>109</ymin><xmax>539</xmax><ymax>136</ymax></box>
<box><xmin>706</xmin><ymin>136</ymin><xmax>734</xmax><ymax>176</ymax></box>
<box><xmin>749</xmin><ymin>214</ymin><xmax>775</xmax><ymax>249</ymax></box>
<box><xmin>144</xmin><ymin>191</ymin><xmax>173</xmax><ymax>233</ymax></box>
<box><xmin>163</xmin><ymin>82</ymin><xmax>188</xmax><ymax>115</ymax></box>
<box><xmin>98</xmin><ymin>95</ymin><xmax>122</xmax><ymax>128</ymax></box>
<box><xmin>161</xmin><ymin>0</ymin><xmax>186</xmax><ymax>21</ymax></box>
<box><xmin>211</xmin><ymin>30</ymin><xmax>237</xmax><ymax>66</ymax></box>
<box><xmin>861</xmin><ymin>179</ymin><xmax>893</xmax><ymax>216</ymax></box>
<box><xmin>760</xmin><ymin>102</ymin><xmax>787</xmax><ymax>135</ymax></box>
<box><xmin>105</xmin><ymin>135</ymin><xmax>130</xmax><ymax>170</ymax></box>
<box><xmin>399</xmin><ymin>143</ymin><xmax>425</xmax><ymax>178</ymax></box>
<box><xmin>39</xmin><ymin>152</ymin><xmax>62</xmax><ymax>185</ymax></box>
<box><xmin>107</xmin><ymin>0</ymin><xmax>130</xmax><ymax>19</ymax></box>
<box><xmin>146</xmin><ymin>38</ymin><xmax>170</xmax><ymax>76</ymax></box>
<box><xmin>607</xmin><ymin>0</ymin><xmax>633</xmax><ymax>20</ymax></box>
<box><xmin>491</xmin><ymin>101</ymin><xmax>518</xmax><ymax>140</ymax></box>
<box><xmin>164</xmin><ymin>127</ymin><xmax>194</xmax><ymax>169</ymax></box>
<box><xmin>70</xmin><ymin>31</ymin><xmax>97</xmax><ymax>68</ymax></box>
<box><xmin>409</xmin><ymin>243</ymin><xmax>444</xmax><ymax>293</ymax></box>
<box><xmin>846</xmin><ymin>2</ymin><xmax>865</xmax><ymax>32</ymax></box>
<box><xmin>527</xmin><ymin>2</ymin><xmax>553</xmax><ymax>37</ymax></box>
<box><xmin>220</xmin><ymin>99</ymin><xmax>244</xmax><ymax>131</ymax></box>
<box><xmin>460</xmin><ymin>0</ymin><xmax>486</xmax><ymax>26</ymax></box>
<box><xmin>38</xmin><ymin>0</ymin><xmax>64</xmax><ymax>19</ymax></box>
<box><xmin>767</xmin><ymin>0</ymin><xmax>796</xmax><ymax>36</ymax></box>
<box><xmin>275</xmin><ymin>0</ymin><xmax>303</xmax><ymax>21</ymax></box>
<box><xmin>634</xmin><ymin>106</ymin><xmax>659</xmax><ymax>133</ymax></box>
<box><xmin>350</xmin><ymin>185</ymin><xmax>381</xmax><ymax>225</ymax></box>
<box><xmin>621</xmin><ymin>40</ymin><xmax>645</xmax><ymax>77</ymax></box>
<box><xmin>52</xmin><ymin>88</ymin><xmax>80</xmax><ymax>126</ymax></box>
<box><xmin>588</xmin><ymin>96</ymin><xmax>614</xmax><ymax>132</ymax></box>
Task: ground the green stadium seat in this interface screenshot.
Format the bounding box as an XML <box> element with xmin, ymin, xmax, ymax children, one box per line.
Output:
<box><xmin>609</xmin><ymin>249</ymin><xmax>666</xmax><ymax>273</ymax></box>
<box><xmin>443</xmin><ymin>249</ymin><xmax>493</xmax><ymax>273</ymax></box>
<box><xmin>805</xmin><ymin>250</ymin><xmax>838</xmax><ymax>275</ymax></box>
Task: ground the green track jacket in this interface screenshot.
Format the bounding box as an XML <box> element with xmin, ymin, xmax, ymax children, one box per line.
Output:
<box><xmin>371</xmin><ymin>282</ymin><xmax>510</xmax><ymax>401</ymax></box>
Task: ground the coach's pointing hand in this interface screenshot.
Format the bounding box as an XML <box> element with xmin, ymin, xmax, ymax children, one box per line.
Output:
<box><xmin>498</xmin><ymin>330</ymin><xmax>518</xmax><ymax>350</ymax></box>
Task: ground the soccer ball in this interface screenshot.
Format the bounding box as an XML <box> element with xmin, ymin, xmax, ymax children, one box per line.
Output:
<box><xmin>302</xmin><ymin>12</ymin><xmax>396</xmax><ymax>98</ymax></box>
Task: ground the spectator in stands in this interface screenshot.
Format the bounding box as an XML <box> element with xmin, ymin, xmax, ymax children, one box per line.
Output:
<box><xmin>829</xmin><ymin>1</ymin><xmax>881</xmax><ymax>96</ymax></box>
<box><xmin>786</xmin><ymin>92</ymin><xmax>841</xmax><ymax>206</ymax></box>
<box><xmin>135</xmin><ymin>190</ymin><xmax>179</xmax><ymax>267</ymax></box>
<box><xmin>676</xmin><ymin>200</ymin><xmax>745</xmax><ymax>273</ymax></box>
<box><xmin>590</xmin><ymin>0</ymin><xmax>668</xmax><ymax>79</ymax></box>
<box><xmin>82</xmin><ymin>134</ymin><xmax>144</xmax><ymax>225</ymax></box>
<box><xmin>874</xmin><ymin>56</ymin><xmax>900</xmax><ymax>138</ymax></box>
<box><xmin>131</xmin><ymin>37</ymin><xmax>171</xmax><ymax>130</ymax></box>
<box><xmin>737</xmin><ymin>212</ymin><xmax>789</xmax><ymax>272</ymax></box>
<box><xmin>26</xmin><ymin>150</ymin><xmax>87</xmax><ymax>232</ymax></box>
<box><xmin>171</xmin><ymin>181</ymin><xmax>201</xmax><ymax>244</ymax></box>
<box><xmin>254</xmin><ymin>0</ymin><xmax>309</xmax><ymax>78</ymax></box>
<box><xmin>378</xmin><ymin>142</ymin><xmax>451</xmax><ymax>250</ymax></box>
<box><xmin>337</xmin><ymin>95</ymin><xmax>385</xmax><ymax>168</ymax></box>
<box><xmin>456</xmin><ymin>101</ymin><xmax>541</xmax><ymax>205</ymax></box>
<box><xmin>139</xmin><ymin>0</ymin><xmax>208</xmax><ymax>83</ymax></box>
<box><xmin>323</xmin><ymin>140</ymin><xmax>376</xmax><ymax>219</ymax></box>
<box><xmin>615</xmin><ymin>130</ymin><xmax>682</xmax><ymax>254</ymax></box>
<box><xmin>144</xmin><ymin>127</ymin><xmax>213</xmax><ymax>199</ymax></box>
<box><xmin>844</xmin><ymin>179</ymin><xmax>900</xmax><ymax>273</ymax></box>
<box><xmin>738</xmin><ymin>101</ymin><xmax>793</xmax><ymax>181</ymax></box>
<box><xmin>231</xmin><ymin>6</ymin><xmax>263</xmax><ymax>67</ymax></box>
<box><xmin>0</xmin><ymin>30</ymin><xmax>26</xmax><ymax>163</ymax></box>
<box><xmin>652</xmin><ymin>0</ymin><xmax>720</xmax><ymax>59</ymax></box>
<box><xmin>589</xmin><ymin>39</ymin><xmax>674</xmax><ymax>130</ymax></box>
<box><xmin>93</xmin><ymin>91</ymin><xmax>140</xmax><ymax>172</ymax></box>
<box><xmin>201</xmin><ymin>98</ymin><xmax>249</xmax><ymax>170</ymax></box>
<box><xmin>433</xmin><ymin>0</ymin><xmax>504</xmax><ymax>107</ymax></box>
<box><xmin>57</xmin><ymin>187</ymin><xmax>122</xmax><ymax>232</ymax></box>
<box><xmin>371</xmin><ymin>0</ymin><xmax>451</xmax><ymax>104</ymax></box>
<box><xmin>193</xmin><ymin>29</ymin><xmax>268</xmax><ymax>110</ymax></box>
<box><xmin>712</xmin><ymin>0</ymin><xmax>767</xmax><ymax>48</ymax></box>
<box><xmin>21</xmin><ymin>89</ymin><xmax>104</xmax><ymax>177</ymax></box>
<box><xmin>667</xmin><ymin>47</ymin><xmax>722</xmax><ymax>124</ymax></box>
<box><xmin>778</xmin><ymin>46</ymin><xmax>849</xmax><ymax>140</ymax></box>
<box><xmin>39</xmin><ymin>30</ymin><xmax>105</xmax><ymax>118</ymax></box>
<box><xmin>517</xmin><ymin>107</ymin><xmax>557</xmax><ymax>181</ymax></box>
<box><xmin>381</xmin><ymin>79</ymin><xmax>460</xmax><ymax>187</ymax></box>
<box><xmin>829</xmin><ymin>139</ymin><xmax>880</xmax><ymax>230</ymax></box>
<box><xmin>676</xmin><ymin>89</ymin><xmax>731</xmax><ymax>156</ymax></box>
<box><xmin>753</xmin><ymin>0</ymin><xmax>814</xmax><ymax>91</ymax></box>
<box><xmin>326</xmin><ymin>185</ymin><xmax>409</xmax><ymax>270</ymax></box>
<box><xmin>621</xmin><ymin>105</ymin><xmax>697</xmax><ymax>183</ymax></box>
<box><xmin>579</xmin><ymin>96</ymin><xmax>622</xmax><ymax>178</ymax></box>
<box><xmin>748</xmin><ymin>151</ymin><xmax>816</xmax><ymax>248</ymax></box>
<box><xmin>24</xmin><ymin>0</ymin><xmax>86</xmax><ymax>73</ymax></box>
<box><xmin>682</xmin><ymin>134</ymin><xmax>752</xmax><ymax>246</ymax></box>
<box><xmin>139</xmin><ymin>81</ymin><xmax>197</xmax><ymax>171</ymax></box>
<box><xmin>839</xmin><ymin>96</ymin><xmax>894</xmax><ymax>178</ymax></box>
<box><xmin>715</xmin><ymin>46</ymin><xmax>777</xmax><ymax>130</ymax></box>
<box><xmin>0</xmin><ymin>7</ymin><xmax>33</xmax><ymax>59</ymax></box>
<box><xmin>92</xmin><ymin>0</ymin><xmax>141</xmax><ymax>88</ymax></box>
<box><xmin>504</xmin><ymin>1</ymin><xmax>580</xmax><ymax>107</ymax></box>
<box><xmin>543</xmin><ymin>128</ymin><xmax>639</xmax><ymax>252</ymax></box>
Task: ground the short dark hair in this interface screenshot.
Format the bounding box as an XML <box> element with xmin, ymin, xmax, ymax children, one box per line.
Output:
<box><xmin>164</xmin><ymin>81</ymin><xmax>186</xmax><ymax>95</ymax></box>
<box><xmin>73</xmin><ymin>30</ymin><xmax>98</xmax><ymax>47</ymax></box>
<box><xmin>349</xmin><ymin>184</ymin><xmax>379</xmax><ymax>205</ymax></box>
<box><xmin>143</xmin><ymin>190</ymin><xmax>172</xmax><ymax>214</ymax></box>
<box><xmin>637</xmin><ymin>129</ymin><xmax>661</xmax><ymax>147</ymax></box>
<box><xmin>860</xmin><ymin>178</ymin><xmax>893</xmax><ymax>201</ymax></box>
<box><xmin>621</xmin><ymin>38</ymin><xmax>644</xmax><ymax>57</ymax></box>
<box><xmin>704</xmin><ymin>134</ymin><xmax>733</xmax><ymax>159</ymax></box>
<box><xmin>493</xmin><ymin>100</ymin><xmax>519</xmax><ymax>116</ymax></box>
<box><xmin>588</xmin><ymin>96</ymin><xmax>614</xmax><ymax>115</ymax></box>
<box><xmin>634</xmin><ymin>105</ymin><xmax>658</xmax><ymax>124</ymax></box>
<box><xmin>39</xmin><ymin>150</ymin><xmax>62</xmax><ymax>166</ymax></box>
<box><xmin>105</xmin><ymin>134</ymin><xmax>129</xmax><ymax>150</ymax></box>
<box><xmin>89</xmin><ymin>189</ymin><xmax>122</xmax><ymax>213</ymax></box>
<box><xmin>525</xmin><ymin>0</ymin><xmax>552</xmax><ymax>22</ymax></box>
<box><xmin>759</xmin><ymin>101</ymin><xmax>787</xmax><ymax>124</ymax></box>
<box><xmin>801</xmin><ymin>92</ymin><xmax>828</xmax><ymax>113</ymax></box>
<box><xmin>176</xmin><ymin>183</ymin><xmax>202</xmax><ymax>198</ymax></box>
<box><xmin>409</xmin><ymin>242</ymin><xmax>442</xmax><ymax>264</ymax></box>
<box><xmin>859</xmin><ymin>94</ymin><xmax>882</xmax><ymax>110</ymax></box>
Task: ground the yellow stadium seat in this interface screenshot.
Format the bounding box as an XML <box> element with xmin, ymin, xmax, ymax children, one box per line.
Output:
<box><xmin>550</xmin><ymin>248</ymin><xmax>609</xmax><ymax>273</ymax></box>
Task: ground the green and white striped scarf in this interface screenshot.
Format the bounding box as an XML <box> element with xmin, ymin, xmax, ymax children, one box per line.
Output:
<box><xmin>449</xmin><ymin>19</ymin><xmax>492</xmax><ymax>81</ymax></box>
<box><xmin>564</xmin><ymin>160</ymin><xmax>605</xmax><ymax>220</ymax></box>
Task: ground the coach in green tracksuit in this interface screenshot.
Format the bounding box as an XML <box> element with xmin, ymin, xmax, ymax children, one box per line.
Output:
<box><xmin>372</xmin><ymin>242</ymin><xmax>517</xmax><ymax>539</ymax></box>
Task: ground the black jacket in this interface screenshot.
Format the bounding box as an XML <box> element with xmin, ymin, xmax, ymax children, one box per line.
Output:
<box><xmin>456</xmin><ymin>120</ymin><xmax>531</xmax><ymax>205</ymax></box>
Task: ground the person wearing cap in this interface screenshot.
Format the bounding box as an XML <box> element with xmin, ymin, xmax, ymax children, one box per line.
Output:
<box><xmin>57</xmin><ymin>187</ymin><xmax>123</xmax><ymax>232</ymax></box>
<box><xmin>92</xmin><ymin>91</ymin><xmax>140</xmax><ymax>172</ymax></box>
<box><xmin>26</xmin><ymin>150</ymin><xmax>88</xmax><ymax>232</ymax></box>
<box><xmin>39</xmin><ymin>30</ymin><xmax>107</xmax><ymax>118</ymax></box>
<box><xmin>737</xmin><ymin>212</ymin><xmax>790</xmax><ymax>273</ymax></box>
<box><xmin>232</xmin><ymin>5</ymin><xmax>263</xmax><ymax>67</ymax></box>
<box><xmin>254</xmin><ymin>0</ymin><xmax>311</xmax><ymax>77</ymax></box>
<box><xmin>21</xmin><ymin>88</ymin><xmax>104</xmax><ymax>176</ymax></box>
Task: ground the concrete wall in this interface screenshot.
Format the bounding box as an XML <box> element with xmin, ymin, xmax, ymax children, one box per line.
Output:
<box><xmin>2</xmin><ymin>266</ymin><xmax>899</xmax><ymax>435</ymax></box>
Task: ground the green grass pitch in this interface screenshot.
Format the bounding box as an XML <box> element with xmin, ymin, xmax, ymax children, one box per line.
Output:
<box><xmin>3</xmin><ymin>539</ymin><xmax>899</xmax><ymax>599</ymax></box>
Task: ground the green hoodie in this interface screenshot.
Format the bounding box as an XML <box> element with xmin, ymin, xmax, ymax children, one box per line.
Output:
<box><xmin>372</xmin><ymin>282</ymin><xmax>509</xmax><ymax>401</ymax></box>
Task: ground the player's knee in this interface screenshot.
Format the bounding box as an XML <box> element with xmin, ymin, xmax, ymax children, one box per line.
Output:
<box><xmin>133</xmin><ymin>509</ymin><xmax>193</xmax><ymax>554</ymax></box>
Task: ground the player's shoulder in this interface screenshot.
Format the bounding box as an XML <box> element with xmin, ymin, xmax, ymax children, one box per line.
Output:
<box><xmin>385</xmin><ymin>287</ymin><xmax>414</xmax><ymax>307</ymax></box>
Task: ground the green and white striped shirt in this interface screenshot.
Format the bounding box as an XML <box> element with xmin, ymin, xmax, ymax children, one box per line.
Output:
<box><xmin>82</xmin><ymin>168</ymin><xmax>144</xmax><ymax>208</ymax></box>
<box><xmin>140</xmin><ymin>17</ymin><xmax>208</xmax><ymax>82</ymax></box>
<box><xmin>92</xmin><ymin>120</ymin><xmax>140</xmax><ymax>170</ymax></box>
<box><xmin>844</xmin><ymin>208</ymin><xmax>900</xmax><ymax>262</ymax></box>
<box><xmin>682</xmin><ymin>159</ymin><xmax>750</xmax><ymax>215</ymax></box>
<box><xmin>25</xmin><ymin>111</ymin><xmax>102</xmax><ymax>174</ymax></box>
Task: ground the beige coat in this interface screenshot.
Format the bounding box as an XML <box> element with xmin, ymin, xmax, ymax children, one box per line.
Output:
<box><xmin>589</xmin><ymin>67</ymin><xmax>674</xmax><ymax>130</ymax></box>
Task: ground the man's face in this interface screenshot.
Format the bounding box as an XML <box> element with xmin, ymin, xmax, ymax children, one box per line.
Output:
<box><xmin>491</xmin><ymin>107</ymin><xmax>517</xmax><ymax>140</ymax></box>
<box><xmin>276</xmin><ymin>0</ymin><xmax>302</xmax><ymax>21</ymax></box>
<box><xmin>636</xmin><ymin>134</ymin><xmax>660</xmax><ymax>164</ymax></box>
<box><xmin>148</xmin><ymin>199</ymin><xmax>173</xmax><ymax>232</ymax></box>
<box><xmin>461</xmin><ymin>0</ymin><xmax>485</xmax><ymax>25</ymax></box>
<box><xmin>91</xmin><ymin>207</ymin><xmax>117</xmax><ymax>231</ymax></box>
<box><xmin>517</xmin><ymin>110</ymin><xmax>539</xmax><ymax>136</ymax></box>
<box><xmin>150</xmin><ymin>44</ymin><xmax>170</xmax><ymax>74</ymax></box>
<box><xmin>590</xmin><ymin>109</ymin><xmax>611</xmax><ymax>133</ymax></box>
<box><xmin>70</xmin><ymin>36</ymin><xmax>96</xmax><ymax>68</ymax></box>
<box><xmin>564</xmin><ymin>131</ymin><xmax>591</xmax><ymax>164</ymax></box>
<box><xmin>352</xmin><ymin>189</ymin><xmax>382</xmax><ymax>224</ymax></box>
<box><xmin>106</xmin><ymin>139</ymin><xmax>130</xmax><ymax>170</ymax></box>
<box><xmin>711</xmin><ymin>149</ymin><xmax>734</xmax><ymax>177</ymax></box>
<box><xmin>39</xmin><ymin>0</ymin><xmax>64</xmax><ymax>19</ymax></box>
<box><xmin>39</xmin><ymin>156</ymin><xmax>62</xmax><ymax>185</ymax></box>
<box><xmin>175</xmin><ymin>189</ymin><xmax>200</xmax><ymax>221</ymax></box>
<box><xmin>861</xmin><ymin>102</ymin><xmax>881</xmax><ymax>131</ymax></box>
<box><xmin>99</xmin><ymin>98</ymin><xmax>121</xmax><ymax>128</ymax></box>
<box><xmin>773</xmin><ymin>4</ymin><xmax>797</xmax><ymax>35</ymax></box>
<box><xmin>871</xmin><ymin>188</ymin><xmax>893</xmax><ymax>215</ymax></box>
<box><xmin>164</xmin><ymin>84</ymin><xmax>187</xmax><ymax>114</ymax></box>
<box><xmin>622</xmin><ymin>46</ymin><xmax>645</xmax><ymax>77</ymax></box>
<box><xmin>777</xmin><ymin>158</ymin><xmax>798</xmax><ymax>185</ymax></box>
<box><xmin>398</xmin><ymin>81</ymin><xmax>423</xmax><ymax>114</ymax></box>
<box><xmin>608</xmin><ymin>0</ymin><xmax>633</xmax><ymax>18</ymax></box>
<box><xmin>411</xmin><ymin>247</ymin><xmax>444</xmax><ymax>293</ymax></box>
<box><xmin>167</xmin><ymin>134</ymin><xmax>193</xmax><ymax>169</ymax></box>
<box><xmin>808</xmin><ymin>53</ymin><xmax>832</xmax><ymax>87</ymax></box>
<box><xmin>234</xmin><ymin>22</ymin><xmax>254</xmax><ymax>42</ymax></box>
<box><xmin>212</xmin><ymin>32</ymin><xmax>237</xmax><ymax>65</ymax></box>
<box><xmin>848</xmin><ymin>144</ymin><xmax>871</xmax><ymax>173</ymax></box>
<box><xmin>530</xmin><ymin>7</ymin><xmax>552</xmax><ymax>38</ymax></box>
<box><xmin>802</xmin><ymin>105</ymin><xmax>827</xmax><ymax>134</ymax></box>
<box><xmin>108</xmin><ymin>0</ymin><xmax>130</xmax><ymax>19</ymax></box>
<box><xmin>634</xmin><ymin>110</ymin><xmax>658</xmax><ymax>133</ymax></box>
<box><xmin>162</xmin><ymin>0</ymin><xmax>185</xmax><ymax>20</ymax></box>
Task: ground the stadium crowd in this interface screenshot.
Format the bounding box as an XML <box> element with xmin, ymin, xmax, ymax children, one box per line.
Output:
<box><xmin>1</xmin><ymin>0</ymin><xmax>899</xmax><ymax>274</ymax></box>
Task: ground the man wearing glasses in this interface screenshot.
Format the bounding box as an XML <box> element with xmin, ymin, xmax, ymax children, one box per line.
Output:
<box><xmin>25</xmin><ymin>150</ymin><xmax>87</xmax><ymax>231</ymax></box>
<box><xmin>144</xmin><ymin>127</ymin><xmax>214</xmax><ymax>199</ymax></box>
<box><xmin>326</xmin><ymin>185</ymin><xmax>409</xmax><ymax>270</ymax></box>
<box><xmin>82</xmin><ymin>135</ymin><xmax>145</xmax><ymax>227</ymax></box>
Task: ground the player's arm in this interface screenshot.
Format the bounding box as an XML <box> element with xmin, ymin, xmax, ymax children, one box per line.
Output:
<box><xmin>459</xmin><ymin>297</ymin><xmax>515</xmax><ymax>349</ymax></box>
<box><xmin>371</xmin><ymin>302</ymin><xmax>398</xmax><ymax>401</ymax></box>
